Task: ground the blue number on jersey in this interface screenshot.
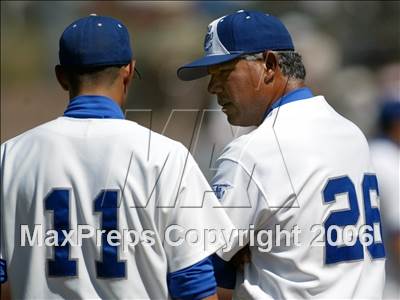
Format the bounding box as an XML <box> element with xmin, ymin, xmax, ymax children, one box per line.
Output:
<box><xmin>362</xmin><ymin>174</ymin><xmax>386</xmax><ymax>259</ymax></box>
<box><xmin>45</xmin><ymin>189</ymin><xmax>126</xmax><ymax>278</ymax></box>
<box><xmin>94</xmin><ymin>190</ymin><xmax>126</xmax><ymax>278</ymax></box>
<box><xmin>323</xmin><ymin>176</ymin><xmax>363</xmax><ymax>264</ymax></box>
<box><xmin>45</xmin><ymin>189</ymin><xmax>77</xmax><ymax>276</ymax></box>
<box><xmin>322</xmin><ymin>174</ymin><xmax>385</xmax><ymax>264</ymax></box>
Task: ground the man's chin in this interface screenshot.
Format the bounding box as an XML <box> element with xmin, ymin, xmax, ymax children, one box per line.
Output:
<box><xmin>226</xmin><ymin>115</ymin><xmax>248</xmax><ymax>127</ymax></box>
<box><xmin>225</xmin><ymin>113</ymin><xmax>238</xmax><ymax>126</ymax></box>
<box><xmin>226</xmin><ymin>115</ymin><xmax>259</xmax><ymax>127</ymax></box>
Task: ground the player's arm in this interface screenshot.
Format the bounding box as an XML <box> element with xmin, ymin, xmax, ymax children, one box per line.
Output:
<box><xmin>217</xmin><ymin>288</ymin><xmax>232</xmax><ymax>300</ymax></box>
<box><xmin>0</xmin><ymin>259</ymin><xmax>10</xmax><ymax>300</ymax></box>
<box><xmin>210</xmin><ymin>246</ymin><xmax>250</xmax><ymax>300</ymax></box>
<box><xmin>163</xmin><ymin>145</ymin><xmax>235</xmax><ymax>300</ymax></box>
<box><xmin>0</xmin><ymin>246</ymin><xmax>9</xmax><ymax>300</ymax></box>
<box><xmin>210</xmin><ymin>159</ymin><xmax>270</xmax><ymax>293</ymax></box>
<box><xmin>167</xmin><ymin>257</ymin><xmax>218</xmax><ymax>300</ymax></box>
<box><xmin>203</xmin><ymin>294</ymin><xmax>219</xmax><ymax>300</ymax></box>
<box><xmin>0</xmin><ymin>282</ymin><xmax>11</xmax><ymax>300</ymax></box>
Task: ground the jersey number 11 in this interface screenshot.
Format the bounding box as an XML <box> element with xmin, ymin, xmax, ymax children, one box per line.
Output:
<box><xmin>45</xmin><ymin>189</ymin><xmax>125</xmax><ymax>278</ymax></box>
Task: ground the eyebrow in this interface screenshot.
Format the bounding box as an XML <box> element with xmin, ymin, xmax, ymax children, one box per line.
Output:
<box><xmin>209</xmin><ymin>63</ymin><xmax>236</xmax><ymax>74</ymax></box>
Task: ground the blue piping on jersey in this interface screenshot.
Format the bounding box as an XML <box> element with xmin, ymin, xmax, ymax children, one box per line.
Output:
<box><xmin>263</xmin><ymin>87</ymin><xmax>314</xmax><ymax>119</ymax></box>
<box><xmin>63</xmin><ymin>95</ymin><xmax>125</xmax><ymax>119</ymax></box>
<box><xmin>167</xmin><ymin>257</ymin><xmax>216</xmax><ymax>300</ymax></box>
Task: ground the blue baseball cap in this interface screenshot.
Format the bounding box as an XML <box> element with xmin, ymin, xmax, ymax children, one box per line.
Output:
<box><xmin>177</xmin><ymin>10</ymin><xmax>294</xmax><ymax>81</ymax></box>
<box><xmin>59</xmin><ymin>14</ymin><xmax>133</xmax><ymax>67</ymax></box>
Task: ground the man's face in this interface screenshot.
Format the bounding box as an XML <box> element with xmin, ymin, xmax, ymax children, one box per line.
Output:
<box><xmin>208</xmin><ymin>58</ymin><xmax>268</xmax><ymax>126</ymax></box>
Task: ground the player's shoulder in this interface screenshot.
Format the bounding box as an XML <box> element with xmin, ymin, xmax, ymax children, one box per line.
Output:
<box><xmin>216</xmin><ymin>125</ymin><xmax>266</xmax><ymax>168</ymax></box>
<box><xmin>67</xmin><ymin>117</ymin><xmax>190</xmax><ymax>161</ymax></box>
<box><xmin>114</xmin><ymin>120</ymin><xmax>197</xmax><ymax>180</ymax></box>
<box><xmin>274</xmin><ymin>94</ymin><xmax>369</xmax><ymax>147</ymax></box>
<box><xmin>1</xmin><ymin>118</ymin><xmax>60</xmax><ymax>151</ymax></box>
<box><xmin>1</xmin><ymin>118</ymin><xmax>187</xmax><ymax>161</ymax></box>
<box><xmin>325</xmin><ymin>99</ymin><xmax>370</xmax><ymax>146</ymax></box>
<box><xmin>115</xmin><ymin>119</ymin><xmax>188</xmax><ymax>155</ymax></box>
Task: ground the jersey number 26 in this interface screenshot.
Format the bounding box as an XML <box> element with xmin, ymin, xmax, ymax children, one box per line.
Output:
<box><xmin>322</xmin><ymin>174</ymin><xmax>385</xmax><ymax>264</ymax></box>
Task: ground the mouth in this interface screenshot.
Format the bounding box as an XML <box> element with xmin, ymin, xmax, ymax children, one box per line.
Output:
<box><xmin>218</xmin><ymin>97</ymin><xmax>232</xmax><ymax>110</ymax></box>
<box><xmin>221</xmin><ymin>103</ymin><xmax>233</xmax><ymax>112</ymax></box>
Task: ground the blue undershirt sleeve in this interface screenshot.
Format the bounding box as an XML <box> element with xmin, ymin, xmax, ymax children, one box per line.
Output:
<box><xmin>0</xmin><ymin>259</ymin><xmax>7</xmax><ymax>283</ymax></box>
<box><xmin>167</xmin><ymin>257</ymin><xmax>216</xmax><ymax>300</ymax></box>
<box><xmin>211</xmin><ymin>254</ymin><xmax>236</xmax><ymax>289</ymax></box>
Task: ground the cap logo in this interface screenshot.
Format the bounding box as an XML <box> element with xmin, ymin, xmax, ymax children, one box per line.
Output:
<box><xmin>204</xmin><ymin>25</ymin><xmax>213</xmax><ymax>52</ymax></box>
<box><xmin>177</xmin><ymin>10</ymin><xmax>295</xmax><ymax>81</ymax></box>
<box><xmin>203</xmin><ymin>17</ymin><xmax>229</xmax><ymax>56</ymax></box>
<box><xmin>212</xmin><ymin>184</ymin><xmax>232</xmax><ymax>200</ymax></box>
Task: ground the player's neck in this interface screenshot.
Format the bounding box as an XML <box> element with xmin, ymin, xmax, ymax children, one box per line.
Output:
<box><xmin>69</xmin><ymin>88</ymin><xmax>124</xmax><ymax>107</ymax></box>
<box><xmin>265</xmin><ymin>79</ymin><xmax>306</xmax><ymax>115</ymax></box>
<box><xmin>282</xmin><ymin>80</ymin><xmax>306</xmax><ymax>98</ymax></box>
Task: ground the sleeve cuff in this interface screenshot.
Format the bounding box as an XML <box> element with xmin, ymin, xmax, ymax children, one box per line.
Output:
<box><xmin>211</xmin><ymin>254</ymin><xmax>236</xmax><ymax>289</ymax></box>
<box><xmin>167</xmin><ymin>256</ymin><xmax>216</xmax><ymax>300</ymax></box>
<box><xmin>0</xmin><ymin>259</ymin><xmax>7</xmax><ymax>283</ymax></box>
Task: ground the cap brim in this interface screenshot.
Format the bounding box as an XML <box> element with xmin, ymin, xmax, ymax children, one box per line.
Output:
<box><xmin>177</xmin><ymin>53</ymin><xmax>243</xmax><ymax>81</ymax></box>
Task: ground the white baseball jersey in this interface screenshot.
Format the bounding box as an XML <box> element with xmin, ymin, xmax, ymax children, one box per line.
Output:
<box><xmin>1</xmin><ymin>116</ymin><xmax>234</xmax><ymax>299</ymax></box>
<box><xmin>212</xmin><ymin>93</ymin><xmax>386</xmax><ymax>299</ymax></box>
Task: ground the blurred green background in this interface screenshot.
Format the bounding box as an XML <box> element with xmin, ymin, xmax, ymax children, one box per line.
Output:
<box><xmin>1</xmin><ymin>1</ymin><xmax>399</xmax><ymax>298</ymax></box>
<box><xmin>2</xmin><ymin>1</ymin><xmax>399</xmax><ymax>143</ymax></box>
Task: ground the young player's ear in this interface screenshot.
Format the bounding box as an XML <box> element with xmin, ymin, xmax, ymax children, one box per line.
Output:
<box><xmin>122</xmin><ymin>60</ymin><xmax>135</xmax><ymax>84</ymax></box>
<box><xmin>121</xmin><ymin>60</ymin><xmax>135</xmax><ymax>96</ymax></box>
<box><xmin>263</xmin><ymin>51</ymin><xmax>278</xmax><ymax>84</ymax></box>
<box><xmin>55</xmin><ymin>65</ymin><xmax>69</xmax><ymax>91</ymax></box>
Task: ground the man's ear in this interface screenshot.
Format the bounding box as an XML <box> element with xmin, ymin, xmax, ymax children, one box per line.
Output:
<box><xmin>263</xmin><ymin>51</ymin><xmax>278</xmax><ymax>84</ymax></box>
<box><xmin>122</xmin><ymin>60</ymin><xmax>135</xmax><ymax>85</ymax></box>
<box><xmin>55</xmin><ymin>65</ymin><xmax>69</xmax><ymax>91</ymax></box>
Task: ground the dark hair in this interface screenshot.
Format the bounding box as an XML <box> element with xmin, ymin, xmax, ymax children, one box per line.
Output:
<box><xmin>276</xmin><ymin>51</ymin><xmax>306</xmax><ymax>81</ymax></box>
<box><xmin>64</xmin><ymin>65</ymin><xmax>124</xmax><ymax>94</ymax></box>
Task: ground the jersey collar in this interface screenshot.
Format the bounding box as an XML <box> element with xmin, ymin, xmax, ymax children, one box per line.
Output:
<box><xmin>63</xmin><ymin>95</ymin><xmax>125</xmax><ymax>119</ymax></box>
<box><xmin>263</xmin><ymin>87</ymin><xmax>314</xmax><ymax>119</ymax></box>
